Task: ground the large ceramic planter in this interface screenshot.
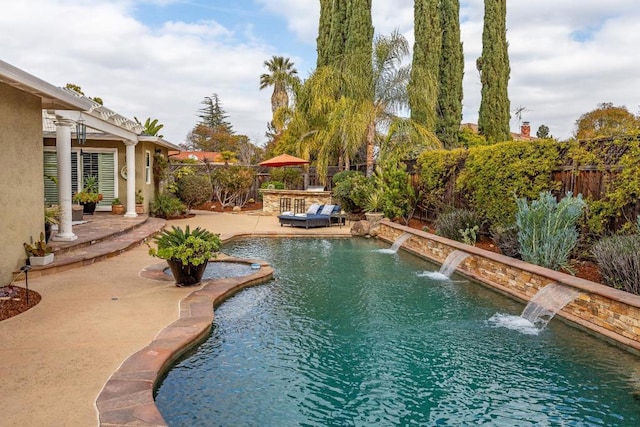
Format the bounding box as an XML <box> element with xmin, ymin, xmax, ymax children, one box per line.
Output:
<box><xmin>166</xmin><ymin>259</ymin><xmax>208</xmax><ymax>286</ymax></box>
<box><xmin>82</xmin><ymin>202</ymin><xmax>97</xmax><ymax>215</ymax></box>
<box><xmin>29</xmin><ymin>253</ymin><xmax>54</xmax><ymax>266</ymax></box>
<box><xmin>365</xmin><ymin>212</ymin><xmax>384</xmax><ymax>225</ymax></box>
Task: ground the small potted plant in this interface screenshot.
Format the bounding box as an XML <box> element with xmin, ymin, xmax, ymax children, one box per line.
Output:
<box><xmin>148</xmin><ymin>225</ymin><xmax>222</xmax><ymax>286</ymax></box>
<box><xmin>24</xmin><ymin>232</ymin><xmax>54</xmax><ymax>266</ymax></box>
<box><xmin>111</xmin><ymin>198</ymin><xmax>125</xmax><ymax>215</ymax></box>
<box><xmin>44</xmin><ymin>205</ymin><xmax>60</xmax><ymax>242</ymax></box>
<box><xmin>364</xmin><ymin>190</ymin><xmax>385</xmax><ymax>224</ymax></box>
<box><xmin>135</xmin><ymin>189</ymin><xmax>144</xmax><ymax>214</ymax></box>
<box><xmin>73</xmin><ymin>176</ymin><xmax>103</xmax><ymax>215</ymax></box>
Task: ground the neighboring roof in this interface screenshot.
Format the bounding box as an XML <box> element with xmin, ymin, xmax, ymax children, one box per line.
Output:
<box><xmin>460</xmin><ymin>122</ymin><xmax>537</xmax><ymax>142</ymax></box>
<box><xmin>168</xmin><ymin>151</ymin><xmax>224</xmax><ymax>162</ymax></box>
<box><xmin>0</xmin><ymin>60</ymin><xmax>93</xmax><ymax>111</ymax></box>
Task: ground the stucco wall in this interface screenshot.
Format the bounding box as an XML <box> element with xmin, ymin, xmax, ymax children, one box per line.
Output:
<box><xmin>377</xmin><ymin>221</ymin><xmax>640</xmax><ymax>354</ymax></box>
<box><xmin>0</xmin><ymin>82</ymin><xmax>45</xmax><ymax>284</ymax></box>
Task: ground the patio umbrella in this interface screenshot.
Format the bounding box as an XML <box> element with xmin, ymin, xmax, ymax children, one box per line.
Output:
<box><xmin>259</xmin><ymin>153</ymin><xmax>309</xmax><ymax>168</ymax></box>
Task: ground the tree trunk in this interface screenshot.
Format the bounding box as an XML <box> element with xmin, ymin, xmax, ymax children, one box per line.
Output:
<box><xmin>365</xmin><ymin>122</ymin><xmax>375</xmax><ymax>177</ymax></box>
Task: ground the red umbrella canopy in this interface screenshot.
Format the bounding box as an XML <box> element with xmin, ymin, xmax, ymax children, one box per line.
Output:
<box><xmin>259</xmin><ymin>153</ymin><xmax>310</xmax><ymax>167</ymax></box>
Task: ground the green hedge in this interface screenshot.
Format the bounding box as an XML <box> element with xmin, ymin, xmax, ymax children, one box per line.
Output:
<box><xmin>418</xmin><ymin>140</ymin><xmax>561</xmax><ymax>227</ymax></box>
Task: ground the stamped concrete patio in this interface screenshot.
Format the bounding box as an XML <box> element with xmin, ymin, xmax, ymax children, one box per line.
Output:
<box><xmin>0</xmin><ymin>211</ymin><xmax>350</xmax><ymax>426</ymax></box>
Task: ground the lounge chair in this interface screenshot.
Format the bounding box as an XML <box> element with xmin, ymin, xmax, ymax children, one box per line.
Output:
<box><xmin>278</xmin><ymin>204</ymin><xmax>344</xmax><ymax>229</ymax></box>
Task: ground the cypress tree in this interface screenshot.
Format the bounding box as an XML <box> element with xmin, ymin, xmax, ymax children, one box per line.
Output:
<box><xmin>316</xmin><ymin>0</ymin><xmax>332</xmax><ymax>68</ymax></box>
<box><xmin>436</xmin><ymin>0</ymin><xmax>464</xmax><ymax>148</ymax></box>
<box><xmin>409</xmin><ymin>0</ymin><xmax>441</xmax><ymax>131</ymax></box>
<box><xmin>327</xmin><ymin>0</ymin><xmax>350</xmax><ymax>68</ymax></box>
<box><xmin>477</xmin><ymin>0</ymin><xmax>511</xmax><ymax>143</ymax></box>
<box><xmin>344</xmin><ymin>0</ymin><xmax>373</xmax><ymax>100</ymax></box>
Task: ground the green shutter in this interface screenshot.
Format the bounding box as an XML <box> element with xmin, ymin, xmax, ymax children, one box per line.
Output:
<box><xmin>98</xmin><ymin>152</ymin><xmax>115</xmax><ymax>206</ymax></box>
<box><xmin>43</xmin><ymin>151</ymin><xmax>79</xmax><ymax>204</ymax></box>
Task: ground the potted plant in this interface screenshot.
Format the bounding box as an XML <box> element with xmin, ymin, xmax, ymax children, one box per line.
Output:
<box><xmin>73</xmin><ymin>176</ymin><xmax>103</xmax><ymax>215</ymax></box>
<box><xmin>24</xmin><ymin>232</ymin><xmax>54</xmax><ymax>266</ymax></box>
<box><xmin>148</xmin><ymin>225</ymin><xmax>221</xmax><ymax>286</ymax></box>
<box><xmin>44</xmin><ymin>205</ymin><xmax>60</xmax><ymax>242</ymax></box>
<box><xmin>364</xmin><ymin>191</ymin><xmax>385</xmax><ymax>224</ymax></box>
<box><xmin>135</xmin><ymin>189</ymin><xmax>144</xmax><ymax>214</ymax></box>
<box><xmin>111</xmin><ymin>198</ymin><xmax>125</xmax><ymax>215</ymax></box>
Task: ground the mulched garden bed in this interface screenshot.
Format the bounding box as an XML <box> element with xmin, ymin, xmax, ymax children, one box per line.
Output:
<box><xmin>0</xmin><ymin>285</ymin><xmax>41</xmax><ymax>321</ymax></box>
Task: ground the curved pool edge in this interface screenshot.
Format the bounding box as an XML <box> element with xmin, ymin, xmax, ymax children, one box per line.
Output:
<box><xmin>95</xmin><ymin>257</ymin><xmax>274</xmax><ymax>426</ymax></box>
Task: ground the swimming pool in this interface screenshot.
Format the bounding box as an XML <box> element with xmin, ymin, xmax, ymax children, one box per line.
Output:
<box><xmin>155</xmin><ymin>238</ymin><xmax>640</xmax><ymax>426</ymax></box>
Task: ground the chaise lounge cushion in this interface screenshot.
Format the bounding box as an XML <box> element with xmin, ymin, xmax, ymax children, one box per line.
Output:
<box><xmin>278</xmin><ymin>204</ymin><xmax>342</xmax><ymax>228</ymax></box>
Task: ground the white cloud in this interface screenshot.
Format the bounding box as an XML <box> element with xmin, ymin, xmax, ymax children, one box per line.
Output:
<box><xmin>0</xmin><ymin>0</ymin><xmax>273</xmax><ymax>146</ymax></box>
<box><xmin>3</xmin><ymin>0</ymin><xmax>640</xmax><ymax>145</ymax></box>
<box><xmin>262</xmin><ymin>0</ymin><xmax>640</xmax><ymax>139</ymax></box>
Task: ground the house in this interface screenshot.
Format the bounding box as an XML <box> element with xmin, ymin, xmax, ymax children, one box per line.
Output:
<box><xmin>460</xmin><ymin>122</ymin><xmax>537</xmax><ymax>142</ymax></box>
<box><xmin>168</xmin><ymin>150</ymin><xmax>226</xmax><ymax>164</ymax></box>
<box><xmin>0</xmin><ymin>59</ymin><xmax>180</xmax><ymax>286</ymax></box>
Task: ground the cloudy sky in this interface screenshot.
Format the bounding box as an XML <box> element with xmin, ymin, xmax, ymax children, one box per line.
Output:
<box><xmin>2</xmin><ymin>0</ymin><xmax>640</xmax><ymax>146</ymax></box>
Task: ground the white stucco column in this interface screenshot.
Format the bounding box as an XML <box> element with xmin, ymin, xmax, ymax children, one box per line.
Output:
<box><xmin>124</xmin><ymin>140</ymin><xmax>138</xmax><ymax>218</ymax></box>
<box><xmin>52</xmin><ymin>117</ymin><xmax>77</xmax><ymax>241</ymax></box>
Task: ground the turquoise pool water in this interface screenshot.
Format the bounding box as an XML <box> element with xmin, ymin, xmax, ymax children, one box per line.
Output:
<box><xmin>155</xmin><ymin>238</ymin><xmax>640</xmax><ymax>426</ymax></box>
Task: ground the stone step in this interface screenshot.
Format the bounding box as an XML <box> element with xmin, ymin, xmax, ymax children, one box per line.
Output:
<box><xmin>15</xmin><ymin>217</ymin><xmax>166</xmax><ymax>280</ymax></box>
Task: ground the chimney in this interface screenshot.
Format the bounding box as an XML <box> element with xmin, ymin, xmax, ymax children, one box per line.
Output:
<box><xmin>521</xmin><ymin>121</ymin><xmax>531</xmax><ymax>138</ymax></box>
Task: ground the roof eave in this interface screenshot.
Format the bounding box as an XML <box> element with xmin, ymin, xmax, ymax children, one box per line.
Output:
<box><xmin>0</xmin><ymin>60</ymin><xmax>93</xmax><ymax>111</ymax></box>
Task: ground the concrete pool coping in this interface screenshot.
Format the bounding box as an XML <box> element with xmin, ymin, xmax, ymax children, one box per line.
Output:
<box><xmin>96</xmin><ymin>257</ymin><xmax>276</xmax><ymax>426</ymax></box>
<box><xmin>0</xmin><ymin>211</ymin><xmax>351</xmax><ymax>427</ymax></box>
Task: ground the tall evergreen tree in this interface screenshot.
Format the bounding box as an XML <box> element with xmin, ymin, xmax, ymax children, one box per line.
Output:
<box><xmin>408</xmin><ymin>0</ymin><xmax>441</xmax><ymax>132</ymax></box>
<box><xmin>198</xmin><ymin>94</ymin><xmax>233</xmax><ymax>134</ymax></box>
<box><xmin>327</xmin><ymin>0</ymin><xmax>350</xmax><ymax>68</ymax></box>
<box><xmin>316</xmin><ymin>0</ymin><xmax>332</xmax><ymax>68</ymax></box>
<box><xmin>437</xmin><ymin>0</ymin><xmax>464</xmax><ymax>148</ymax></box>
<box><xmin>477</xmin><ymin>0</ymin><xmax>511</xmax><ymax>143</ymax></box>
<box><xmin>343</xmin><ymin>0</ymin><xmax>373</xmax><ymax>100</ymax></box>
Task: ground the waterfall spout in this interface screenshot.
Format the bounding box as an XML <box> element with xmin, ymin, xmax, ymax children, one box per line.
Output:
<box><xmin>389</xmin><ymin>233</ymin><xmax>412</xmax><ymax>253</ymax></box>
<box><xmin>438</xmin><ymin>250</ymin><xmax>470</xmax><ymax>278</ymax></box>
<box><xmin>521</xmin><ymin>282</ymin><xmax>583</xmax><ymax>329</ymax></box>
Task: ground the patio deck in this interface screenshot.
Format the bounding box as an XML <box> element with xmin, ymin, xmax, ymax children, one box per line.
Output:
<box><xmin>0</xmin><ymin>210</ymin><xmax>351</xmax><ymax>426</ymax></box>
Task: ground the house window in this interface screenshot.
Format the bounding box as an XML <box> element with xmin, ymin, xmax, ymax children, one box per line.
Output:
<box><xmin>145</xmin><ymin>150</ymin><xmax>151</xmax><ymax>184</ymax></box>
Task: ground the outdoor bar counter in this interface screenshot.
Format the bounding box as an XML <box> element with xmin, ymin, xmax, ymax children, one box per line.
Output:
<box><xmin>260</xmin><ymin>188</ymin><xmax>334</xmax><ymax>215</ymax></box>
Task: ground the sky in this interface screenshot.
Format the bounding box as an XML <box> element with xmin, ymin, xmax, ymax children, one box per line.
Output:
<box><xmin>2</xmin><ymin>0</ymin><xmax>640</xmax><ymax>146</ymax></box>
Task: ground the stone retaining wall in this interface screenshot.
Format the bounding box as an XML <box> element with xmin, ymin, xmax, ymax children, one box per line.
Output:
<box><xmin>377</xmin><ymin>221</ymin><xmax>640</xmax><ymax>353</ymax></box>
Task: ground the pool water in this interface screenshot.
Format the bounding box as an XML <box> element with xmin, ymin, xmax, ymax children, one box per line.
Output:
<box><xmin>155</xmin><ymin>238</ymin><xmax>640</xmax><ymax>426</ymax></box>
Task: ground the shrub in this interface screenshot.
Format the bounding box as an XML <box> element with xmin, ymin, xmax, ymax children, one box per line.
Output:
<box><xmin>490</xmin><ymin>225</ymin><xmax>520</xmax><ymax>258</ymax></box>
<box><xmin>516</xmin><ymin>191</ymin><xmax>585</xmax><ymax>272</ymax></box>
<box><xmin>176</xmin><ymin>174</ymin><xmax>213</xmax><ymax>210</ymax></box>
<box><xmin>268</xmin><ymin>167</ymin><xmax>303</xmax><ymax>189</ymax></box>
<box><xmin>457</xmin><ymin>140</ymin><xmax>561</xmax><ymax>227</ymax></box>
<box><xmin>211</xmin><ymin>166</ymin><xmax>255</xmax><ymax>207</ymax></box>
<box><xmin>417</xmin><ymin>148</ymin><xmax>468</xmax><ymax>216</ymax></box>
<box><xmin>435</xmin><ymin>209</ymin><xmax>484</xmax><ymax>243</ymax></box>
<box><xmin>261</xmin><ymin>181</ymin><xmax>285</xmax><ymax>190</ymax></box>
<box><xmin>375</xmin><ymin>162</ymin><xmax>416</xmax><ymax>223</ymax></box>
<box><xmin>332</xmin><ymin>171</ymin><xmax>371</xmax><ymax>213</ymax></box>
<box><xmin>592</xmin><ymin>235</ymin><xmax>640</xmax><ymax>294</ymax></box>
<box><xmin>150</xmin><ymin>192</ymin><xmax>186</xmax><ymax>218</ymax></box>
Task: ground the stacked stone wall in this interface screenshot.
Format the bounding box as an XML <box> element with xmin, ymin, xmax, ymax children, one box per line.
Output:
<box><xmin>377</xmin><ymin>221</ymin><xmax>640</xmax><ymax>353</ymax></box>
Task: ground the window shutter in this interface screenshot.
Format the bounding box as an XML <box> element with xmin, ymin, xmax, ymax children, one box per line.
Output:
<box><xmin>98</xmin><ymin>152</ymin><xmax>115</xmax><ymax>206</ymax></box>
<box><xmin>43</xmin><ymin>151</ymin><xmax>79</xmax><ymax>204</ymax></box>
<box><xmin>43</xmin><ymin>151</ymin><xmax>58</xmax><ymax>205</ymax></box>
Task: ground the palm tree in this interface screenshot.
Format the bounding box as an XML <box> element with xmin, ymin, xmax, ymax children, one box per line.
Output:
<box><xmin>259</xmin><ymin>56</ymin><xmax>300</xmax><ymax>133</ymax></box>
<box><xmin>135</xmin><ymin>117</ymin><xmax>164</xmax><ymax>138</ymax></box>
